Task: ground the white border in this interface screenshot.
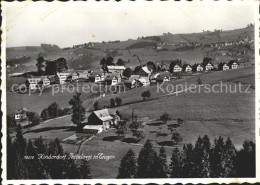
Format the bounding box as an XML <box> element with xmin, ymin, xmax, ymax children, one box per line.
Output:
<box><xmin>1</xmin><ymin>0</ymin><xmax>259</xmax><ymax>184</ymax></box>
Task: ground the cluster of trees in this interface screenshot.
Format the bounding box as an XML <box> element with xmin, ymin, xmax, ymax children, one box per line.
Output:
<box><xmin>118</xmin><ymin>136</ymin><xmax>255</xmax><ymax>178</ymax></box>
<box><xmin>7</xmin><ymin>125</ymin><xmax>92</xmax><ymax>179</ymax></box>
<box><xmin>41</xmin><ymin>102</ymin><xmax>71</xmax><ymax>121</ymax></box>
<box><xmin>41</xmin><ymin>44</ymin><xmax>61</xmax><ymax>52</ymax></box>
<box><xmin>141</xmin><ymin>90</ymin><xmax>151</xmax><ymax>101</ymax></box>
<box><xmin>68</xmin><ymin>54</ymin><xmax>99</xmax><ymax>70</ymax></box>
<box><xmin>122</xmin><ymin>67</ymin><xmax>133</xmax><ymax>78</ymax></box>
<box><xmin>7</xmin><ymin>56</ymin><xmax>31</xmax><ymax>67</ymax></box>
<box><xmin>110</xmin><ymin>97</ymin><xmax>122</xmax><ymax>108</ymax></box>
<box><xmin>36</xmin><ymin>55</ymin><xmax>68</xmax><ymax>75</ymax></box>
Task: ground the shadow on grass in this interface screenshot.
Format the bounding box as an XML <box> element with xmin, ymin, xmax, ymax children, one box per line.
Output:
<box><xmin>147</xmin><ymin>121</ymin><xmax>166</xmax><ymax>126</ymax></box>
<box><xmin>157</xmin><ymin>141</ymin><xmax>176</xmax><ymax>146</ymax></box>
<box><xmin>121</xmin><ymin>137</ymin><xmax>139</xmax><ymax>144</ymax></box>
<box><xmin>102</xmin><ymin>136</ymin><xmax>121</xmax><ymax>141</ymax></box>
<box><xmin>167</xmin><ymin>124</ymin><xmax>180</xmax><ymax>128</ymax></box>
<box><xmin>156</xmin><ymin>133</ymin><xmax>168</xmax><ymax>137</ymax></box>
<box><xmin>24</xmin><ymin>126</ymin><xmax>74</xmax><ymax>134</ymax></box>
<box><xmin>150</xmin><ymin>131</ymin><xmax>158</xmax><ymax>133</ymax></box>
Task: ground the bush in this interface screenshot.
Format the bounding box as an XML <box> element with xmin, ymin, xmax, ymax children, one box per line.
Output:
<box><xmin>110</xmin><ymin>98</ymin><xmax>116</xmax><ymax>108</ymax></box>
<box><xmin>115</xmin><ymin>97</ymin><xmax>122</xmax><ymax>106</ymax></box>
<box><xmin>160</xmin><ymin>113</ymin><xmax>171</xmax><ymax>123</ymax></box>
<box><xmin>172</xmin><ymin>132</ymin><xmax>183</xmax><ymax>144</ymax></box>
<box><xmin>141</xmin><ymin>90</ymin><xmax>151</xmax><ymax>101</ymax></box>
<box><xmin>177</xmin><ymin>118</ymin><xmax>184</xmax><ymax>125</ymax></box>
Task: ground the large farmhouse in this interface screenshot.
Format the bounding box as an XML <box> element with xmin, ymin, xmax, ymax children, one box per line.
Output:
<box><xmin>87</xmin><ymin>109</ymin><xmax>114</xmax><ymax>130</ymax></box>
<box><xmin>55</xmin><ymin>72</ymin><xmax>70</xmax><ymax>84</ymax></box>
<box><xmin>107</xmin><ymin>66</ymin><xmax>125</xmax><ymax>74</ymax></box>
<box><xmin>25</xmin><ymin>78</ymin><xmax>41</xmax><ymax>90</ymax></box>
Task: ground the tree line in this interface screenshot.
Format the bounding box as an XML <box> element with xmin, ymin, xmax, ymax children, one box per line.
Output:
<box><xmin>118</xmin><ymin>136</ymin><xmax>255</xmax><ymax>178</ymax></box>
<box><xmin>7</xmin><ymin>124</ymin><xmax>92</xmax><ymax>179</ymax></box>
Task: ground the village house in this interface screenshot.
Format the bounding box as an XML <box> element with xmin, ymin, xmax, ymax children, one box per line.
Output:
<box><xmin>192</xmin><ymin>63</ymin><xmax>204</xmax><ymax>72</ymax></box>
<box><xmin>39</xmin><ymin>76</ymin><xmax>51</xmax><ymax>87</ymax></box>
<box><xmin>203</xmin><ymin>62</ymin><xmax>215</xmax><ymax>71</ymax></box>
<box><xmin>182</xmin><ymin>64</ymin><xmax>192</xmax><ymax>72</ymax></box>
<box><xmin>138</xmin><ymin>77</ymin><xmax>150</xmax><ymax>87</ymax></box>
<box><xmin>25</xmin><ymin>78</ymin><xmax>41</xmax><ymax>90</ymax></box>
<box><xmin>95</xmin><ymin>73</ymin><xmax>106</xmax><ymax>83</ymax></box>
<box><xmin>218</xmin><ymin>62</ymin><xmax>229</xmax><ymax>70</ymax></box>
<box><xmin>155</xmin><ymin>71</ymin><xmax>171</xmax><ymax>83</ymax></box>
<box><xmin>172</xmin><ymin>64</ymin><xmax>182</xmax><ymax>73</ymax></box>
<box><xmin>107</xmin><ymin>66</ymin><xmax>126</xmax><ymax>74</ymax></box>
<box><xmin>124</xmin><ymin>75</ymin><xmax>141</xmax><ymax>89</ymax></box>
<box><xmin>55</xmin><ymin>72</ymin><xmax>70</xmax><ymax>84</ymax></box>
<box><xmin>87</xmin><ymin>109</ymin><xmax>114</xmax><ymax>130</ymax></box>
<box><xmin>105</xmin><ymin>74</ymin><xmax>121</xmax><ymax>86</ymax></box>
<box><xmin>14</xmin><ymin>107</ymin><xmax>29</xmax><ymax>121</ymax></box>
<box><xmin>228</xmin><ymin>60</ymin><xmax>239</xmax><ymax>69</ymax></box>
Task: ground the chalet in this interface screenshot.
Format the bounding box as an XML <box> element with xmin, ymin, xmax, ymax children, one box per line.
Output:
<box><xmin>87</xmin><ymin>109</ymin><xmax>114</xmax><ymax>130</ymax></box>
<box><xmin>138</xmin><ymin>77</ymin><xmax>150</xmax><ymax>87</ymax></box>
<box><xmin>39</xmin><ymin>76</ymin><xmax>51</xmax><ymax>86</ymax></box>
<box><xmin>107</xmin><ymin>66</ymin><xmax>125</xmax><ymax>74</ymax></box>
<box><xmin>72</xmin><ymin>71</ymin><xmax>80</xmax><ymax>80</ymax></box>
<box><xmin>182</xmin><ymin>64</ymin><xmax>192</xmax><ymax>72</ymax></box>
<box><xmin>192</xmin><ymin>64</ymin><xmax>204</xmax><ymax>72</ymax></box>
<box><xmin>25</xmin><ymin>78</ymin><xmax>41</xmax><ymax>90</ymax></box>
<box><xmin>95</xmin><ymin>73</ymin><xmax>106</xmax><ymax>83</ymax></box>
<box><xmin>172</xmin><ymin>64</ymin><xmax>182</xmax><ymax>73</ymax></box>
<box><xmin>124</xmin><ymin>75</ymin><xmax>141</xmax><ymax>89</ymax></box>
<box><xmin>218</xmin><ymin>62</ymin><xmax>229</xmax><ymax>70</ymax></box>
<box><xmin>55</xmin><ymin>72</ymin><xmax>70</xmax><ymax>84</ymax></box>
<box><xmin>14</xmin><ymin>107</ymin><xmax>29</xmax><ymax>121</ymax></box>
<box><xmin>149</xmin><ymin>73</ymin><xmax>161</xmax><ymax>83</ymax></box>
<box><xmin>228</xmin><ymin>60</ymin><xmax>239</xmax><ymax>69</ymax></box>
<box><xmin>155</xmin><ymin>71</ymin><xmax>171</xmax><ymax>83</ymax></box>
<box><xmin>105</xmin><ymin>74</ymin><xmax>121</xmax><ymax>85</ymax></box>
<box><xmin>203</xmin><ymin>62</ymin><xmax>214</xmax><ymax>71</ymax></box>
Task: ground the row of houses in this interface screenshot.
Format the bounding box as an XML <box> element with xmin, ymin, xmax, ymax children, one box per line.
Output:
<box><xmin>171</xmin><ymin>60</ymin><xmax>239</xmax><ymax>73</ymax></box>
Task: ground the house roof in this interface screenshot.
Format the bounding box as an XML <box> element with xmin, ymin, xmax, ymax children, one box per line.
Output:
<box><xmin>105</xmin><ymin>74</ymin><xmax>118</xmax><ymax>81</ymax></box>
<box><xmin>228</xmin><ymin>60</ymin><xmax>239</xmax><ymax>66</ymax></box>
<box><xmin>142</xmin><ymin>66</ymin><xmax>152</xmax><ymax>74</ymax></box>
<box><xmin>107</xmin><ymin>66</ymin><xmax>126</xmax><ymax>70</ymax></box>
<box><xmin>218</xmin><ymin>62</ymin><xmax>228</xmax><ymax>68</ymax></box>
<box><xmin>40</xmin><ymin>76</ymin><xmax>50</xmax><ymax>81</ymax></box>
<box><xmin>90</xmin><ymin>109</ymin><xmax>113</xmax><ymax>122</ymax></box>
<box><xmin>173</xmin><ymin>64</ymin><xmax>182</xmax><ymax>68</ymax></box>
<box><xmin>138</xmin><ymin>77</ymin><xmax>150</xmax><ymax>83</ymax></box>
<box><xmin>155</xmin><ymin>71</ymin><xmax>171</xmax><ymax>81</ymax></box>
<box><xmin>83</xmin><ymin>125</ymin><xmax>103</xmax><ymax>130</ymax></box>
<box><xmin>129</xmin><ymin>75</ymin><xmax>140</xmax><ymax>79</ymax></box>
<box><xmin>182</xmin><ymin>64</ymin><xmax>192</xmax><ymax>69</ymax></box>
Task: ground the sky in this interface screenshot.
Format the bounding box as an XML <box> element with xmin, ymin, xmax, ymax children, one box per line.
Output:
<box><xmin>4</xmin><ymin>1</ymin><xmax>256</xmax><ymax>48</ymax></box>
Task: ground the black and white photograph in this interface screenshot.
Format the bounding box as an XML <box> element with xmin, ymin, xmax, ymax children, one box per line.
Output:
<box><xmin>1</xmin><ymin>0</ymin><xmax>259</xmax><ymax>183</ymax></box>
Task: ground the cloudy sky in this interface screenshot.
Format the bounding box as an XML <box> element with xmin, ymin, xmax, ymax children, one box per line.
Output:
<box><xmin>4</xmin><ymin>1</ymin><xmax>256</xmax><ymax>48</ymax></box>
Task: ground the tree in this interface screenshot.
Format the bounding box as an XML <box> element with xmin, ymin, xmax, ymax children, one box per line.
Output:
<box><xmin>158</xmin><ymin>146</ymin><xmax>168</xmax><ymax>177</ymax></box>
<box><xmin>110</xmin><ymin>98</ymin><xmax>116</xmax><ymax>108</ymax></box>
<box><xmin>26</xmin><ymin>140</ymin><xmax>48</xmax><ymax>179</ymax></box>
<box><xmin>93</xmin><ymin>101</ymin><xmax>100</xmax><ymax>110</ymax></box>
<box><xmin>36</xmin><ymin>55</ymin><xmax>46</xmax><ymax>74</ymax></box>
<box><xmin>177</xmin><ymin>118</ymin><xmax>184</xmax><ymax>125</ymax></box>
<box><xmin>193</xmin><ymin>136</ymin><xmax>211</xmax><ymax>177</ymax></box>
<box><xmin>115</xmin><ymin>97</ymin><xmax>122</xmax><ymax>106</ymax></box>
<box><xmin>169</xmin><ymin>147</ymin><xmax>182</xmax><ymax>178</ymax></box>
<box><xmin>197</xmin><ymin>77</ymin><xmax>202</xmax><ymax>85</ymax></box>
<box><xmin>223</xmin><ymin>137</ymin><xmax>236</xmax><ymax>177</ymax></box>
<box><xmin>41</xmin><ymin>108</ymin><xmax>49</xmax><ymax>121</ymax></box>
<box><xmin>79</xmin><ymin>159</ymin><xmax>92</xmax><ymax>179</ymax></box>
<box><xmin>116</xmin><ymin>120</ymin><xmax>128</xmax><ymax>137</ymax></box>
<box><xmin>33</xmin><ymin>136</ymin><xmax>47</xmax><ymax>155</ymax></box>
<box><xmin>7</xmin><ymin>130</ymin><xmax>16</xmax><ymax>179</ymax></box>
<box><xmin>48</xmin><ymin>102</ymin><xmax>63</xmax><ymax>118</ymax></box>
<box><xmin>64</xmin><ymin>154</ymin><xmax>80</xmax><ymax>179</ymax></box>
<box><xmin>118</xmin><ymin>149</ymin><xmax>137</xmax><ymax>178</ymax></box>
<box><xmin>47</xmin><ymin>138</ymin><xmax>65</xmax><ymax>179</ymax></box>
<box><xmin>202</xmin><ymin>57</ymin><xmax>213</xmax><ymax>65</ymax></box>
<box><xmin>13</xmin><ymin>124</ymin><xmax>28</xmax><ymax>179</ymax></box>
<box><xmin>169</xmin><ymin>59</ymin><xmax>182</xmax><ymax>73</ymax></box>
<box><xmin>234</xmin><ymin>140</ymin><xmax>255</xmax><ymax>177</ymax></box>
<box><xmin>26</xmin><ymin>112</ymin><xmax>40</xmax><ymax>125</ymax></box>
<box><xmin>123</xmin><ymin>67</ymin><xmax>133</xmax><ymax>78</ymax></box>
<box><xmin>160</xmin><ymin>112</ymin><xmax>171</xmax><ymax>123</ymax></box>
<box><xmin>210</xmin><ymin>136</ymin><xmax>226</xmax><ymax>177</ymax></box>
<box><xmin>141</xmin><ymin>90</ymin><xmax>151</xmax><ymax>101</ymax></box>
<box><xmin>172</xmin><ymin>132</ymin><xmax>183</xmax><ymax>144</ymax></box>
<box><xmin>182</xmin><ymin>143</ymin><xmax>195</xmax><ymax>177</ymax></box>
<box><xmin>69</xmin><ymin>92</ymin><xmax>86</xmax><ymax>130</ymax></box>
<box><xmin>136</xmin><ymin>140</ymin><xmax>159</xmax><ymax>178</ymax></box>
<box><xmin>116</xmin><ymin>58</ymin><xmax>125</xmax><ymax>66</ymax></box>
